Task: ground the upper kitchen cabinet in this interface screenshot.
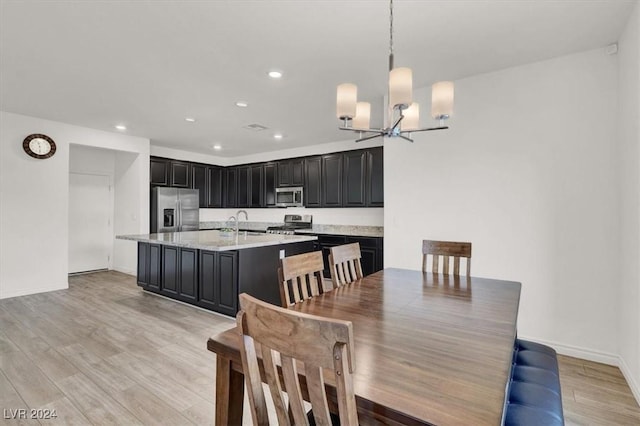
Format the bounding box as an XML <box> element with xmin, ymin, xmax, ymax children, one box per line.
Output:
<box><xmin>224</xmin><ymin>167</ymin><xmax>238</xmax><ymax>208</ymax></box>
<box><xmin>278</xmin><ymin>158</ymin><xmax>304</xmax><ymax>187</ymax></box>
<box><xmin>170</xmin><ymin>160</ymin><xmax>191</xmax><ymax>188</ymax></box>
<box><xmin>304</xmin><ymin>156</ymin><xmax>322</xmax><ymax>207</ymax></box>
<box><xmin>250</xmin><ymin>164</ymin><xmax>264</xmax><ymax>208</ymax></box>
<box><xmin>343</xmin><ymin>150</ymin><xmax>367</xmax><ymax>207</ymax></box>
<box><xmin>150</xmin><ymin>158</ymin><xmax>170</xmax><ymax>186</ymax></box>
<box><xmin>366</xmin><ymin>147</ymin><xmax>384</xmax><ymax>207</ymax></box>
<box><xmin>207</xmin><ymin>166</ymin><xmax>223</xmax><ymax>208</ymax></box>
<box><xmin>237</xmin><ymin>166</ymin><xmax>251</xmax><ymax>208</ymax></box>
<box><xmin>321</xmin><ymin>153</ymin><xmax>343</xmax><ymax>207</ymax></box>
<box><xmin>263</xmin><ymin>163</ymin><xmax>277</xmax><ymax>207</ymax></box>
<box><xmin>191</xmin><ymin>164</ymin><xmax>207</xmax><ymax>207</ymax></box>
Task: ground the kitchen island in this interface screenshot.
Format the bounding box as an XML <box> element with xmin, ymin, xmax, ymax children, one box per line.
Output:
<box><xmin>117</xmin><ymin>230</ymin><xmax>317</xmax><ymax>315</ymax></box>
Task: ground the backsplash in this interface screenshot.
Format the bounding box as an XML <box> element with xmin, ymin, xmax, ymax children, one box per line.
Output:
<box><xmin>199</xmin><ymin>207</ymin><xmax>384</xmax><ymax>227</ymax></box>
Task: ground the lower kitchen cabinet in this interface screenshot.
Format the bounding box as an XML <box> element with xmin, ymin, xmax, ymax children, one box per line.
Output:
<box><xmin>137</xmin><ymin>242</ymin><xmax>162</xmax><ymax>291</ymax></box>
<box><xmin>137</xmin><ymin>241</ymin><xmax>314</xmax><ymax>316</ymax></box>
<box><xmin>199</xmin><ymin>250</ymin><xmax>238</xmax><ymax>316</ymax></box>
<box><xmin>161</xmin><ymin>245</ymin><xmax>198</xmax><ymax>302</ymax></box>
<box><xmin>315</xmin><ymin>235</ymin><xmax>384</xmax><ymax>278</ymax></box>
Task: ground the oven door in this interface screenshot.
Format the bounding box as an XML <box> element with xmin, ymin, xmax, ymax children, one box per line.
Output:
<box><xmin>276</xmin><ymin>187</ymin><xmax>303</xmax><ymax>207</ymax></box>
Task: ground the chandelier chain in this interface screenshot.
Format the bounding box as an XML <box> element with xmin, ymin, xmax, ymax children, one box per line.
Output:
<box><xmin>389</xmin><ymin>0</ymin><xmax>394</xmax><ymax>56</ymax></box>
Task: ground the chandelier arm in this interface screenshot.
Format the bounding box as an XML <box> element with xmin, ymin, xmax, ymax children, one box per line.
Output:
<box><xmin>339</xmin><ymin>127</ymin><xmax>385</xmax><ymax>133</ymax></box>
<box><xmin>400</xmin><ymin>126</ymin><xmax>449</xmax><ymax>134</ymax></box>
<box><xmin>391</xmin><ymin>114</ymin><xmax>404</xmax><ymax>131</ymax></box>
<box><xmin>355</xmin><ymin>132</ymin><xmax>384</xmax><ymax>143</ymax></box>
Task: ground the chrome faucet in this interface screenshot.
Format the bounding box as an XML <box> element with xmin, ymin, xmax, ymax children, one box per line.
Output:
<box><xmin>236</xmin><ymin>210</ymin><xmax>249</xmax><ymax>235</ymax></box>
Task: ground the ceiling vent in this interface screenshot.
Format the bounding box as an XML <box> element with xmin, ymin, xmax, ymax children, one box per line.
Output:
<box><xmin>243</xmin><ymin>123</ymin><xmax>268</xmax><ymax>131</ymax></box>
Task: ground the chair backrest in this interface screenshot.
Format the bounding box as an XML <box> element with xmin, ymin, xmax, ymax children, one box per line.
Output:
<box><xmin>278</xmin><ymin>251</ymin><xmax>325</xmax><ymax>307</ymax></box>
<box><xmin>237</xmin><ymin>293</ymin><xmax>358</xmax><ymax>426</ymax></box>
<box><xmin>422</xmin><ymin>240</ymin><xmax>472</xmax><ymax>276</ymax></box>
<box><xmin>329</xmin><ymin>243</ymin><xmax>364</xmax><ymax>287</ymax></box>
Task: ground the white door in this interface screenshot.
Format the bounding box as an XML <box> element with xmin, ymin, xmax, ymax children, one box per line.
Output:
<box><xmin>69</xmin><ymin>173</ymin><xmax>112</xmax><ymax>273</ymax></box>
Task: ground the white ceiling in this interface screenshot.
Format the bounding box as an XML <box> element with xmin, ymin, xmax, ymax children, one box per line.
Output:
<box><xmin>0</xmin><ymin>0</ymin><xmax>635</xmax><ymax>157</ymax></box>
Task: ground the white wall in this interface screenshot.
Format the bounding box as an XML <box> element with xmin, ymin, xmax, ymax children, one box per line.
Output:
<box><xmin>0</xmin><ymin>111</ymin><xmax>149</xmax><ymax>299</ymax></box>
<box><xmin>385</xmin><ymin>48</ymin><xmax>620</xmax><ymax>363</ymax></box>
<box><xmin>617</xmin><ymin>2</ymin><xmax>640</xmax><ymax>401</ymax></box>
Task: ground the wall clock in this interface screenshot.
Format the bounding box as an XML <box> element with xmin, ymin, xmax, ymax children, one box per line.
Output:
<box><xmin>23</xmin><ymin>134</ymin><xmax>56</xmax><ymax>159</ymax></box>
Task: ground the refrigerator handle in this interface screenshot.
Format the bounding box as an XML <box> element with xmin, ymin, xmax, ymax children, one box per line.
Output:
<box><xmin>174</xmin><ymin>199</ymin><xmax>179</xmax><ymax>232</ymax></box>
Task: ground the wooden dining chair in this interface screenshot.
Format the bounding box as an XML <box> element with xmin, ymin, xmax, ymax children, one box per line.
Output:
<box><xmin>422</xmin><ymin>240</ymin><xmax>472</xmax><ymax>276</ymax></box>
<box><xmin>328</xmin><ymin>243</ymin><xmax>364</xmax><ymax>288</ymax></box>
<box><xmin>237</xmin><ymin>293</ymin><xmax>358</xmax><ymax>426</ymax></box>
<box><xmin>278</xmin><ymin>251</ymin><xmax>325</xmax><ymax>307</ymax></box>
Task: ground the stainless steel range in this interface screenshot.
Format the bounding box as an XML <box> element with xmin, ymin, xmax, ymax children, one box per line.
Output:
<box><xmin>266</xmin><ymin>214</ymin><xmax>313</xmax><ymax>235</ymax></box>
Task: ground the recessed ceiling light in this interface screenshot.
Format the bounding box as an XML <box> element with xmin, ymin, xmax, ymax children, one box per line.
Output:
<box><xmin>273</xmin><ymin>133</ymin><xmax>283</xmax><ymax>140</ymax></box>
<box><xmin>212</xmin><ymin>145</ymin><xmax>222</xmax><ymax>151</ymax></box>
<box><xmin>268</xmin><ymin>70</ymin><xmax>283</xmax><ymax>79</ymax></box>
<box><xmin>235</xmin><ymin>101</ymin><xmax>248</xmax><ymax>108</ymax></box>
<box><xmin>185</xmin><ymin>117</ymin><xmax>196</xmax><ymax>122</ymax></box>
<box><xmin>115</xmin><ymin>124</ymin><xmax>127</xmax><ymax>131</ymax></box>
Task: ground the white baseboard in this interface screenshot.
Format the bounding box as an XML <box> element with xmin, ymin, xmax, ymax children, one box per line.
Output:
<box><xmin>0</xmin><ymin>282</ymin><xmax>69</xmax><ymax>300</ymax></box>
<box><xmin>519</xmin><ymin>334</ymin><xmax>640</xmax><ymax>406</ymax></box>
<box><xmin>518</xmin><ymin>335</ymin><xmax>619</xmax><ymax>365</ymax></box>
<box><xmin>618</xmin><ymin>356</ymin><xmax>640</xmax><ymax>406</ymax></box>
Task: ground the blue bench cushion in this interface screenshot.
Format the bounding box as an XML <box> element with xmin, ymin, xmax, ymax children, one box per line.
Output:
<box><xmin>516</xmin><ymin>339</ymin><xmax>557</xmax><ymax>357</ymax></box>
<box><xmin>505</xmin><ymin>403</ymin><xmax>564</xmax><ymax>426</ymax></box>
<box><xmin>516</xmin><ymin>350</ymin><xmax>559</xmax><ymax>375</ymax></box>
<box><xmin>508</xmin><ymin>381</ymin><xmax>563</xmax><ymax>415</ymax></box>
<box><xmin>512</xmin><ymin>365</ymin><xmax>561</xmax><ymax>394</ymax></box>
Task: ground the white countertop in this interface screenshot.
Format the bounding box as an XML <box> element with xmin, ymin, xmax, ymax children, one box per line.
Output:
<box><xmin>116</xmin><ymin>230</ymin><xmax>317</xmax><ymax>251</ymax></box>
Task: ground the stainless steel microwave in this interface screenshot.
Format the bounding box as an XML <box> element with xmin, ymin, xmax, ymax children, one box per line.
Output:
<box><xmin>275</xmin><ymin>186</ymin><xmax>304</xmax><ymax>207</ymax></box>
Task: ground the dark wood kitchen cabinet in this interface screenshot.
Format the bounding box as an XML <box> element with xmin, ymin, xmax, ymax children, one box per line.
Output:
<box><xmin>161</xmin><ymin>246</ymin><xmax>179</xmax><ymax>296</ymax></box>
<box><xmin>321</xmin><ymin>154</ymin><xmax>343</xmax><ymax>207</ymax></box>
<box><xmin>250</xmin><ymin>164</ymin><xmax>264</xmax><ymax>208</ymax></box>
<box><xmin>314</xmin><ymin>234</ymin><xmax>383</xmax><ymax>278</ymax></box>
<box><xmin>237</xmin><ymin>166</ymin><xmax>250</xmax><ymax>208</ymax></box>
<box><xmin>199</xmin><ymin>250</ymin><xmax>238</xmax><ymax>316</ymax></box>
<box><xmin>139</xmin><ymin>241</ymin><xmax>314</xmax><ymax>315</ymax></box>
<box><xmin>264</xmin><ymin>162</ymin><xmax>277</xmax><ymax>207</ymax></box>
<box><xmin>278</xmin><ymin>159</ymin><xmax>304</xmax><ymax>187</ymax></box>
<box><xmin>150</xmin><ymin>158</ymin><xmax>170</xmax><ymax>186</ymax></box>
<box><xmin>346</xmin><ymin>236</ymin><xmax>383</xmax><ymax>276</ymax></box>
<box><xmin>343</xmin><ymin>150</ymin><xmax>367</xmax><ymax>207</ymax></box>
<box><xmin>191</xmin><ymin>164</ymin><xmax>207</xmax><ymax>207</ymax></box>
<box><xmin>207</xmin><ymin>166</ymin><xmax>223</xmax><ymax>208</ymax></box>
<box><xmin>224</xmin><ymin>167</ymin><xmax>237</xmax><ymax>208</ymax></box>
<box><xmin>161</xmin><ymin>245</ymin><xmax>198</xmax><ymax>303</ymax></box>
<box><xmin>170</xmin><ymin>160</ymin><xmax>191</xmax><ymax>188</ymax></box>
<box><xmin>137</xmin><ymin>242</ymin><xmax>162</xmax><ymax>291</ymax></box>
<box><xmin>304</xmin><ymin>156</ymin><xmax>322</xmax><ymax>207</ymax></box>
<box><xmin>367</xmin><ymin>147</ymin><xmax>384</xmax><ymax>207</ymax></box>
<box><xmin>150</xmin><ymin>146</ymin><xmax>383</xmax><ymax>209</ymax></box>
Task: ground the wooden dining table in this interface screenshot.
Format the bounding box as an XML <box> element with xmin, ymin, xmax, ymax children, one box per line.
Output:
<box><xmin>207</xmin><ymin>268</ymin><xmax>521</xmax><ymax>425</ymax></box>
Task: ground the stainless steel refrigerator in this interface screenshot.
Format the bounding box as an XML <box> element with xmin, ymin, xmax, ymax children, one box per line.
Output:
<box><xmin>151</xmin><ymin>188</ymin><xmax>200</xmax><ymax>233</ymax></box>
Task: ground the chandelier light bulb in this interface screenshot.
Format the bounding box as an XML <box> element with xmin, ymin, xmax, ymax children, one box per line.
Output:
<box><xmin>431</xmin><ymin>81</ymin><xmax>454</xmax><ymax>119</ymax></box>
<box><xmin>401</xmin><ymin>103</ymin><xmax>420</xmax><ymax>131</ymax></box>
<box><xmin>352</xmin><ymin>102</ymin><xmax>371</xmax><ymax>130</ymax></box>
<box><xmin>389</xmin><ymin>67</ymin><xmax>413</xmax><ymax>109</ymax></box>
<box><xmin>336</xmin><ymin>83</ymin><xmax>358</xmax><ymax>119</ymax></box>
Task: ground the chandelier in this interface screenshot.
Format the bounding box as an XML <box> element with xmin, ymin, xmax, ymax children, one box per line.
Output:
<box><xmin>336</xmin><ymin>0</ymin><xmax>454</xmax><ymax>143</ymax></box>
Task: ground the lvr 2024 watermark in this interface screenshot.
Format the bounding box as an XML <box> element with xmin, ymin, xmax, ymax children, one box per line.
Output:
<box><xmin>4</xmin><ymin>409</ymin><xmax>58</xmax><ymax>420</ymax></box>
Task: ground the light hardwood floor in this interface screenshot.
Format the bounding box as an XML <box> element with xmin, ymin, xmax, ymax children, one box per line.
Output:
<box><xmin>0</xmin><ymin>271</ymin><xmax>638</xmax><ymax>425</ymax></box>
